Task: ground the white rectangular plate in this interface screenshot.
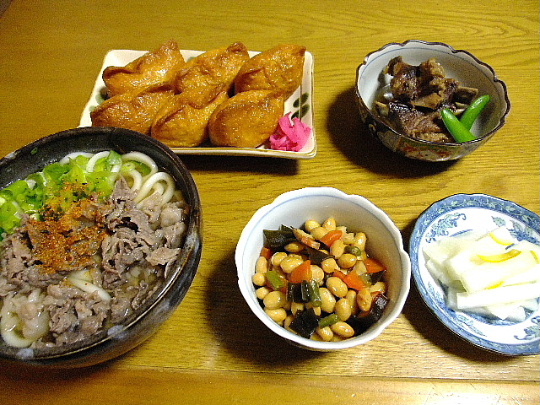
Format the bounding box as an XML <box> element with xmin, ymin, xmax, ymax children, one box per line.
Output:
<box><xmin>80</xmin><ymin>48</ymin><xmax>316</xmax><ymax>159</ymax></box>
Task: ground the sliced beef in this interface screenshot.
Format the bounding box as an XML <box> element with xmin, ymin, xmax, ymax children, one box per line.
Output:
<box><xmin>43</xmin><ymin>284</ymin><xmax>110</xmax><ymax>346</ymax></box>
<box><xmin>387</xmin><ymin>57</ymin><xmax>464</xmax><ymax>109</ymax></box>
<box><xmin>0</xmin><ymin>176</ymin><xmax>189</xmax><ymax>348</ymax></box>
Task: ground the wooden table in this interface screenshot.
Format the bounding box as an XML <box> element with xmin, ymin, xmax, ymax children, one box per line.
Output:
<box><xmin>0</xmin><ymin>1</ymin><xmax>538</xmax><ymax>404</ymax></box>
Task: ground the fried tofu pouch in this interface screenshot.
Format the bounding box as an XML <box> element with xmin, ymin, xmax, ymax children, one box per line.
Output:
<box><xmin>175</xmin><ymin>42</ymin><xmax>250</xmax><ymax>96</ymax></box>
<box><xmin>234</xmin><ymin>44</ymin><xmax>306</xmax><ymax>99</ymax></box>
<box><xmin>151</xmin><ymin>89</ymin><xmax>229</xmax><ymax>147</ymax></box>
<box><xmin>91</xmin><ymin>83</ymin><xmax>175</xmax><ymax>134</ymax></box>
<box><xmin>208</xmin><ymin>90</ymin><xmax>285</xmax><ymax>148</ymax></box>
<box><xmin>103</xmin><ymin>40</ymin><xmax>186</xmax><ymax>97</ymax></box>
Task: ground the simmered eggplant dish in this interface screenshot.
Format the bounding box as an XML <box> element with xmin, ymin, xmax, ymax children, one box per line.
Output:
<box><xmin>374</xmin><ymin>57</ymin><xmax>480</xmax><ymax>143</ymax></box>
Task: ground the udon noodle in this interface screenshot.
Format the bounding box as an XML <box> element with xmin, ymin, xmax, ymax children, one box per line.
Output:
<box><xmin>0</xmin><ymin>151</ymin><xmax>189</xmax><ymax>348</ymax></box>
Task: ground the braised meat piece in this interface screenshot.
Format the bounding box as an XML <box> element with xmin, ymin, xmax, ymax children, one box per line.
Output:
<box><xmin>387</xmin><ymin>57</ymin><xmax>460</xmax><ymax>110</ymax></box>
<box><xmin>375</xmin><ymin>57</ymin><xmax>479</xmax><ymax>143</ymax></box>
<box><xmin>386</xmin><ymin>101</ymin><xmax>452</xmax><ymax>143</ymax></box>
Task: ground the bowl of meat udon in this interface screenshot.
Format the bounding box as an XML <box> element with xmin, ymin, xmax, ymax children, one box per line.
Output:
<box><xmin>0</xmin><ymin>126</ymin><xmax>202</xmax><ymax>367</ymax></box>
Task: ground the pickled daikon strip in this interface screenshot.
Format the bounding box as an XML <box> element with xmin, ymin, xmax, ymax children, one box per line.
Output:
<box><xmin>423</xmin><ymin>227</ymin><xmax>540</xmax><ymax>320</ymax></box>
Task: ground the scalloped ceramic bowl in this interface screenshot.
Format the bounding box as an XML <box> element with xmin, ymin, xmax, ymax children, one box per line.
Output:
<box><xmin>355</xmin><ymin>40</ymin><xmax>511</xmax><ymax>161</ymax></box>
<box><xmin>0</xmin><ymin>127</ymin><xmax>202</xmax><ymax>368</ymax></box>
<box><xmin>235</xmin><ymin>187</ymin><xmax>411</xmax><ymax>351</ymax></box>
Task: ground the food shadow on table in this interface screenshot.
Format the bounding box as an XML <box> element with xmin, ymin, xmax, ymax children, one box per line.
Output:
<box><xmin>326</xmin><ymin>87</ymin><xmax>458</xmax><ymax>176</ymax></box>
<box><xmin>399</xmin><ymin>219</ymin><xmax>524</xmax><ymax>362</ymax></box>
<box><xmin>204</xmin><ymin>249</ymin><xmax>325</xmax><ymax>366</ymax></box>
<box><xmin>179</xmin><ymin>154</ymin><xmax>300</xmax><ymax>176</ymax></box>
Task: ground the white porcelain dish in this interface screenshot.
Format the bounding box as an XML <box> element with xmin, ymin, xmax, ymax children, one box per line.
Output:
<box><xmin>235</xmin><ymin>187</ymin><xmax>411</xmax><ymax>351</ymax></box>
<box><xmin>80</xmin><ymin>48</ymin><xmax>316</xmax><ymax>159</ymax></box>
<box><xmin>410</xmin><ymin>193</ymin><xmax>540</xmax><ymax>355</ymax></box>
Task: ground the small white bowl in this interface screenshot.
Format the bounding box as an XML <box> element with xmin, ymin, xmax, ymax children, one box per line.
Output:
<box><xmin>235</xmin><ymin>187</ymin><xmax>411</xmax><ymax>350</ymax></box>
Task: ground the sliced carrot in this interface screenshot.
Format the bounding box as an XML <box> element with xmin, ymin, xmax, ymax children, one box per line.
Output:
<box><xmin>333</xmin><ymin>269</ymin><xmax>370</xmax><ymax>291</ymax></box>
<box><xmin>343</xmin><ymin>270</ymin><xmax>369</xmax><ymax>291</ymax></box>
<box><xmin>319</xmin><ymin>229</ymin><xmax>343</xmax><ymax>247</ymax></box>
<box><xmin>289</xmin><ymin>260</ymin><xmax>312</xmax><ymax>283</ymax></box>
<box><xmin>260</xmin><ymin>247</ymin><xmax>274</xmax><ymax>260</ymax></box>
<box><xmin>364</xmin><ymin>257</ymin><xmax>386</xmax><ymax>274</ymax></box>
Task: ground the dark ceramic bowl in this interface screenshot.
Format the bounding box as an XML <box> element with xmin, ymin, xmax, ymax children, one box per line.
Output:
<box><xmin>355</xmin><ymin>40</ymin><xmax>511</xmax><ymax>161</ymax></box>
<box><xmin>0</xmin><ymin>127</ymin><xmax>202</xmax><ymax>368</ymax></box>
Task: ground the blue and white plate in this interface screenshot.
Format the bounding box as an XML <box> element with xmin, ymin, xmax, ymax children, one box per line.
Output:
<box><xmin>410</xmin><ymin>193</ymin><xmax>540</xmax><ymax>355</ymax></box>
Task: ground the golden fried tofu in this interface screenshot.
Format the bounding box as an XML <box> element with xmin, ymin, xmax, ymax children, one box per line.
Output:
<box><xmin>175</xmin><ymin>42</ymin><xmax>250</xmax><ymax>96</ymax></box>
<box><xmin>208</xmin><ymin>90</ymin><xmax>285</xmax><ymax>148</ymax></box>
<box><xmin>151</xmin><ymin>89</ymin><xmax>229</xmax><ymax>147</ymax></box>
<box><xmin>91</xmin><ymin>83</ymin><xmax>175</xmax><ymax>134</ymax></box>
<box><xmin>103</xmin><ymin>40</ymin><xmax>186</xmax><ymax>97</ymax></box>
<box><xmin>234</xmin><ymin>44</ymin><xmax>306</xmax><ymax>99</ymax></box>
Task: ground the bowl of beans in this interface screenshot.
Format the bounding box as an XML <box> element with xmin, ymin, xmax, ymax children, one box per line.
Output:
<box><xmin>235</xmin><ymin>187</ymin><xmax>411</xmax><ymax>350</ymax></box>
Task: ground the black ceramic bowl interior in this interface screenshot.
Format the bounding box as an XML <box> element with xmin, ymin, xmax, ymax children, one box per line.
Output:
<box><xmin>0</xmin><ymin>127</ymin><xmax>202</xmax><ymax>368</ymax></box>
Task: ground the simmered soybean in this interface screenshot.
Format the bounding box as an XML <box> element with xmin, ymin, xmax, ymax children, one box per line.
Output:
<box><xmin>253</xmin><ymin>217</ymin><xmax>389</xmax><ymax>341</ymax></box>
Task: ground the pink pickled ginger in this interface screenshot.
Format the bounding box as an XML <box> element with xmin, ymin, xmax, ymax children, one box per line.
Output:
<box><xmin>269</xmin><ymin>113</ymin><xmax>312</xmax><ymax>152</ymax></box>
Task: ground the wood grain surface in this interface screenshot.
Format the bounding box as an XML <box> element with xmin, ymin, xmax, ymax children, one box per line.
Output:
<box><xmin>0</xmin><ymin>0</ymin><xmax>538</xmax><ymax>404</ymax></box>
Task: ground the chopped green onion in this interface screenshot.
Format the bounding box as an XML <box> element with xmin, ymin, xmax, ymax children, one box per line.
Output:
<box><xmin>345</xmin><ymin>245</ymin><xmax>363</xmax><ymax>257</ymax></box>
<box><xmin>265</xmin><ymin>270</ymin><xmax>286</xmax><ymax>290</ymax></box>
<box><xmin>0</xmin><ymin>150</ymin><xmax>133</xmax><ymax>239</ymax></box>
<box><xmin>302</xmin><ymin>280</ymin><xmax>322</xmax><ymax>307</ymax></box>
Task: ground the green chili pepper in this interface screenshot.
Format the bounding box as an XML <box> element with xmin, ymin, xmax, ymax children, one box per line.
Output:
<box><xmin>441</xmin><ymin>109</ymin><xmax>477</xmax><ymax>143</ymax></box>
<box><xmin>301</xmin><ymin>280</ymin><xmax>322</xmax><ymax>307</ymax></box>
<box><xmin>265</xmin><ymin>270</ymin><xmax>286</xmax><ymax>290</ymax></box>
<box><xmin>460</xmin><ymin>95</ymin><xmax>491</xmax><ymax>130</ymax></box>
<box><xmin>318</xmin><ymin>313</ymin><xmax>340</xmax><ymax>328</ymax></box>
